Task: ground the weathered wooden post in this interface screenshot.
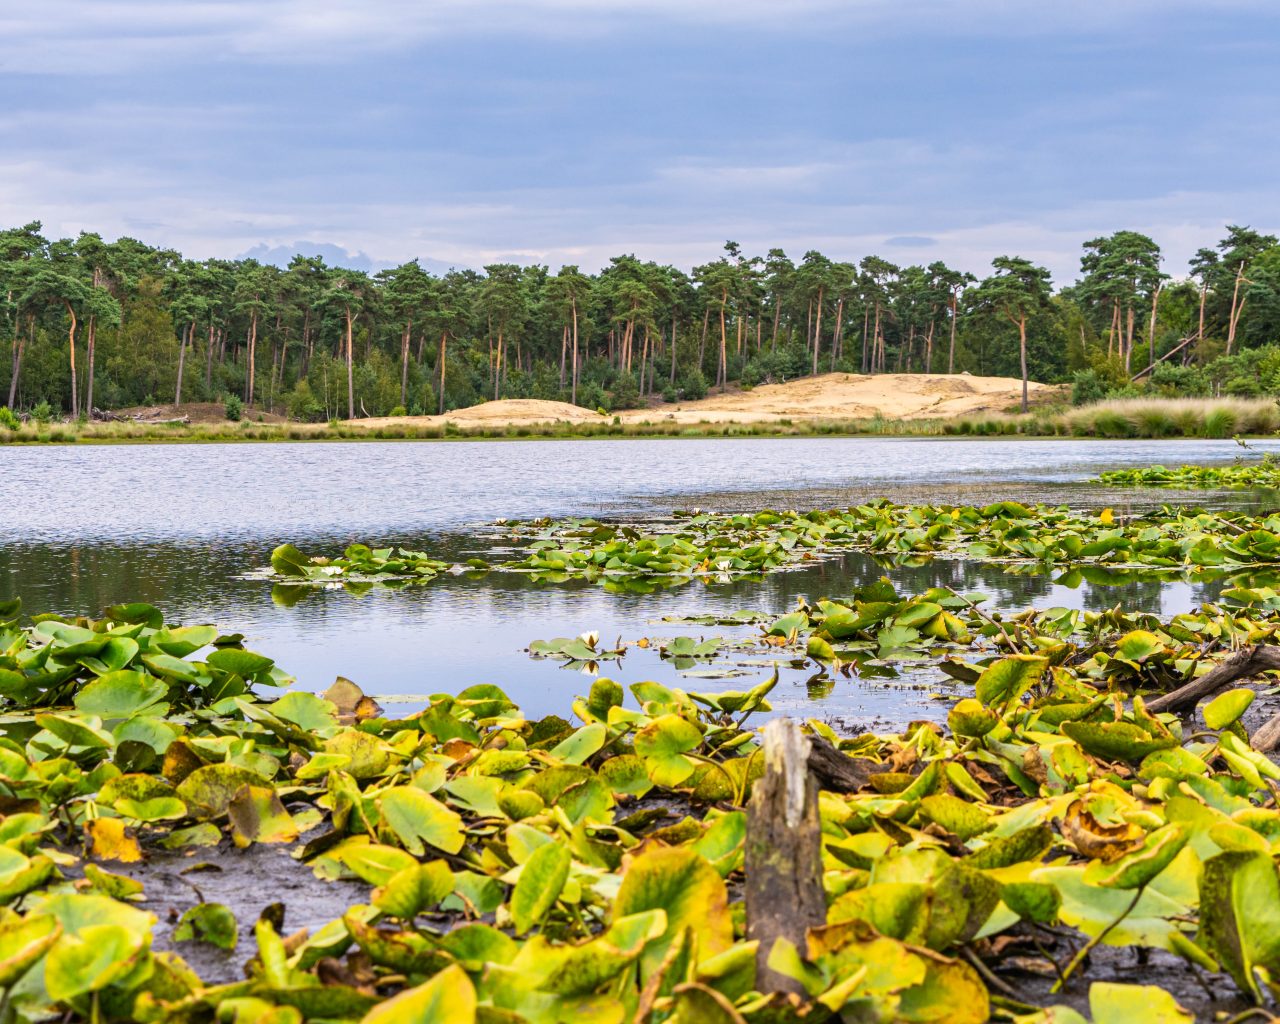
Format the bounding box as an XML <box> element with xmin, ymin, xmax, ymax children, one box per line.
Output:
<box><xmin>744</xmin><ymin>718</ymin><xmax>826</xmax><ymax>995</ymax></box>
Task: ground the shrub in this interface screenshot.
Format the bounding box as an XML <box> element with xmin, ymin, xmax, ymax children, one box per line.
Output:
<box><xmin>388</xmin><ymin>405</ymin><xmax>408</xmax><ymax>418</ymax></box>
<box><xmin>609</xmin><ymin>373</ymin><xmax>642</xmax><ymax>410</ymax></box>
<box><xmin>224</xmin><ymin>394</ymin><xmax>243</xmax><ymax>421</ymax></box>
<box><xmin>1202</xmin><ymin>407</ymin><xmax>1237</xmax><ymax>438</ymax></box>
<box><xmin>1071</xmin><ymin>369</ymin><xmax>1107</xmax><ymax>407</ymax></box>
<box><xmin>286</xmin><ymin>380</ymin><xmax>322</xmax><ymax>422</ymax></box>
<box><xmin>32</xmin><ymin>401</ymin><xmax>52</xmax><ymax>423</ymax></box>
<box><xmin>0</xmin><ymin>407</ymin><xmax>19</xmax><ymax>431</ymax></box>
<box><xmin>678</xmin><ymin>368</ymin><xmax>708</xmax><ymax>401</ymax></box>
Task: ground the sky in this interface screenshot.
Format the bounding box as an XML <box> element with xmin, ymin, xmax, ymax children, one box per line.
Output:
<box><xmin>2</xmin><ymin>0</ymin><xmax>1278</xmax><ymax>284</ymax></box>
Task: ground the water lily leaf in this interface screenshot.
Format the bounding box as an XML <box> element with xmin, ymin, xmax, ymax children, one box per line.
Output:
<box><xmin>228</xmin><ymin>784</ymin><xmax>299</xmax><ymax>845</ymax></box>
<box><xmin>359</xmin><ymin>963</ymin><xmax>476</xmax><ymax>1023</ymax></box>
<box><xmin>270</xmin><ymin>691</ymin><xmax>339</xmax><ymax>731</ymax></box>
<box><xmin>1203</xmin><ymin>688</ymin><xmax>1255</xmax><ymax>730</ymax></box>
<box><xmin>379</xmin><ymin>785</ymin><xmax>465</xmax><ymax>855</ymax></box>
<box><xmin>511</xmin><ymin>840</ymin><xmax>571</xmax><ymax>935</ymax></box>
<box><xmin>975</xmin><ymin>655</ymin><xmax>1048</xmax><ymax>710</ymax></box>
<box><xmin>634</xmin><ymin>714</ymin><xmax>702</xmax><ymax>787</ymax></box>
<box><xmin>1088</xmin><ymin>982</ymin><xmax>1193</xmax><ymax>1023</ymax></box>
<box><xmin>177</xmin><ymin>763</ymin><xmax>270</xmax><ymax>818</ymax></box>
<box><xmin>324</xmin><ymin>729</ymin><xmax>393</xmax><ymax>779</ymax></box>
<box><xmin>549</xmin><ymin>723</ymin><xmax>607</xmax><ymax>765</ymax></box>
<box><xmin>918</xmin><ymin>793</ymin><xmax>992</xmax><ymax>841</ymax></box>
<box><xmin>0</xmin><ymin>914</ymin><xmax>60</xmax><ymax>987</ymax></box>
<box><xmin>373</xmin><ymin>861</ymin><xmax>455</xmax><ymax>919</ymax></box>
<box><xmin>207</xmin><ymin>647</ymin><xmax>275</xmax><ymax>680</ymax></box>
<box><xmin>174</xmin><ymin>902</ymin><xmax>238</xmax><ymax>950</ymax></box>
<box><xmin>319</xmin><ymin>839</ymin><xmax>418</xmax><ymax>886</ymax></box>
<box><xmin>151</xmin><ymin>624</ymin><xmax>218</xmax><ymax>658</ymax></box>
<box><xmin>613</xmin><ymin>846</ymin><xmax>731</xmax><ymax>978</ymax></box>
<box><xmin>82</xmin><ymin>864</ymin><xmax>144</xmax><ymax>900</ymax></box>
<box><xmin>86</xmin><ymin>817</ymin><xmax>143</xmax><ymax>862</ymax></box>
<box><xmin>896</xmin><ymin>958</ymin><xmax>989</xmax><ymax>1024</ymax></box>
<box><xmin>1060</xmin><ymin>718</ymin><xmax>1176</xmax><ymax>762</ymax></box>
<box><xmin>45</xmin><ymin>923</ymin><xmax>147</xmax><ymax>1001</ymax></box>
<box><xmin>1196</xmin><ymin>849</ymin><xmax>1280</xmax><ymax>1001</ymax></box>
<box><xmin>1092</xmin><ymin>825</ymin><xmax>1188</xmax><ymax>890</ymax></box>
<box><xmin>947</xmin><ymin>698</ymin><xmax>998</xmax><ymax>738</ymax></box>
<box><xmin>35</xmin><ymin>712</ymin><xmax>115</xmax><ymax>751</ymax></box>
<box><xmin>598</xmin><ymin>755</ymin><xmax>654</xmax><ymax>797</ymax></box>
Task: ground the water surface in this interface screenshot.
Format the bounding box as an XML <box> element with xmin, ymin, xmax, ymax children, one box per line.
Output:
<box><xmin>4</xmin><ymin>436</ymin><xmax>1278</xmax><ymax>723</ymax></box>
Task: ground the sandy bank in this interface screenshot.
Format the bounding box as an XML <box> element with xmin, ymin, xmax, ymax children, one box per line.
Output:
<box><xmin>348</xmin><ymin>373</ymin><xmax>1062</xmax><ymax>431</ymax></box>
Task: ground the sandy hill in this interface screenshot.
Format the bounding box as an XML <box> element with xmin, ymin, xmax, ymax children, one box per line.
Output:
<box><xmin>621</xmin><ymin>373</ymin><xmax>1062</xmax><ymax>424</ymax></box>
<box><xmin>347</xmin><ymin>373</ymin><xmax>1062</xmax><ymax>430</ymax></box>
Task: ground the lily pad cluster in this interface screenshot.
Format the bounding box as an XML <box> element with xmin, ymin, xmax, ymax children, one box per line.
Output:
<box><xmin>271</xmin><ymin>501</ymin><xmax>1280</xmax><ymax>601</ymax></box>
<box><xmin>1095</xmin><ymin>462</ymin><xmax>1280</xmax><ymax>489</ymax></box>
<box><xmin>269</xmin><ymin>543</ymin><xmax>473</xmax><ymax>584</ymax></box>
<box><xmin>1</xmin><ymin>590</ymin><xmax>1279</xmax><ymax>1020</ymax></box>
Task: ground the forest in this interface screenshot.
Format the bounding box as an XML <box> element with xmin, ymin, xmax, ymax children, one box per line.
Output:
<box><xmin>3</xmin><ymin>222</ymin><xmax>1280</xmax><ymax>422</ymax></box>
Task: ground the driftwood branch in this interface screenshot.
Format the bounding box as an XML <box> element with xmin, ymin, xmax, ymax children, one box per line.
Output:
<box><xmin>1252</xmin><ymin>713</ymin><xmax>1280</xmax><ymax>754</ymax></box>
<box><xmin>806</xmin><ymin>734</ymin><xmax>882</xmax><ymax>792</ymax></box>
<box><xmin>1145</xmin><ymin>645</ymin><xmax>1280</xmax><ymax>715</ymax></box>
<box><xmin>745</xmin><ymin>719</ymin><xmax>825</xmax><ymax>995</ymax></box>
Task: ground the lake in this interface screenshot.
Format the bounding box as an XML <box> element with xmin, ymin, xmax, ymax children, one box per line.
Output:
<box><xmin>4</xmin><ymin>435</ymin><xmax>1278</xmax><ymax>724</ymax></box>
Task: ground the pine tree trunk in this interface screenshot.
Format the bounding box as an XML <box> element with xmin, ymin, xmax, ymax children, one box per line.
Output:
<box><xmin>438</xmin><ymin>332</ymin><xmax>447</xmax><ymax>414</ymax></box>
<box><xmin>948</xmin><ymin>293</ymin><xmax>958</xmax><ymax>373</ymax></box>
<box><xmin>65</xmin><ymin>301</ymin><xmax>79</xmax><ymax>419</ymax></box>
<box><xmin>345</xmin><ymin>307</ymin><xmax>355</xmax><ymax>419</ymax></box>
<box><xmin>86</xmin><ymin>314</ymin><xmax>97</xmax><ymax>414</ymax></box>
<box><xmin>1019</xmin><ymin>316</ymin><xmax>1029</xmax><ymax>413</ymax></box>
<box><xmin>175</xmin><ymin>322</ymin><xmax>188</xmax><ymax>405</ymax></box>
<box><xmin>400</xmin><ymin>321</ymin><xmax>411</xmax><ymax>408</ymax></box>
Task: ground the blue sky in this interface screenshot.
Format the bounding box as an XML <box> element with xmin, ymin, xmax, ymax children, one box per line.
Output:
<box><xmin>3</xmin><ymin>1</ymin><xmax>1278</xmax><ymax>283</ymax></box>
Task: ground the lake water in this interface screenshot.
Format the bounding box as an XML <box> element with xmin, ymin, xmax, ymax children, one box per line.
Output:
<box><xmin>4</xmin><ymin>436</ymin><xmax>1279</xmax><ymax>725</ymax></box>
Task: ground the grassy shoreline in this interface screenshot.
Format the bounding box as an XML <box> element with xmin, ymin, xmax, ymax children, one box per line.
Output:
<box><xmin>2</xmin><ymin>395</ymin><xmax>1279</xmax><ymax>445</ymax></box>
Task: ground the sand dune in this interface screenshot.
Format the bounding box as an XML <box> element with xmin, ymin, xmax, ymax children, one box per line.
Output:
<box><xmin>348</xmin><ymin>373</ymin><xmax>1063</xmax><ymax>430</ymax></box>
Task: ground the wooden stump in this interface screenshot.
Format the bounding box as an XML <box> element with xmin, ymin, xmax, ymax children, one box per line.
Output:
<box><xmin>744</xmin><ymin>718</ymin><xmax>825</xmax><ymax>995</ymax></box>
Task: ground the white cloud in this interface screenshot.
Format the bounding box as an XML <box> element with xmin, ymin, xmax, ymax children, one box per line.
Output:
<box><xmin>5</xmin><ymin>0</ymin><xmax>1271</xmax><ymax>72</ymax></box>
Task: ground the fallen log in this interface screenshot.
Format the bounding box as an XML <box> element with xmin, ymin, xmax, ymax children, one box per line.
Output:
<box><xmin>1252</xmin><ymin>713</ymin><xmax>1280</xmax><ymax>753</ymax></box>
<box><xmin>806</xmin><ymin>733</ymin><xmax>882</xmax><ymax>792</ymax></box>
<box><xmin>745</xmin><ymin>719</ymin><xmax>825</xmax><ymax>995</ymax></box>
<box><xmin>1145</xmin><ymin>644</ymin><xmax>1280</xmax><ymax>715</ymax></box>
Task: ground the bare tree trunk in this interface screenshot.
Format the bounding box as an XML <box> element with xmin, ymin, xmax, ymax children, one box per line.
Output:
<box><xmin>8</xmin><ymin>322</ymin><xmax>25</xmax><ymax>408</ymax></box>
<box><xmin>246</xmin><ymin>310</ymin><xmax>258</xmax><ymax>407</ymax></box>
<box><xmin>559</xmin><ymin>324</ymin><xmax>568</xmax><ymax>389</ymax></box>
<box><xmin>861</xmin><ymin>305</ymin><xmax>871</xmax><ymax>374</ymax></box>
<box><xmin>948</xmin><ymin>292</ymin><xmax>958</xmax><ymax>373</ymax></box>
<box><xmin>829</xmin><ymin>297</ymin><xmax>844</xmax><ymax>371</ymax></box>
<box><xmin>698</xmin><ymin>307</ymin><xmax>710</xmax><ymax>372</ymax></box>
<box><xmin>400</xmin><ymin>321</ymin><xmax>411</xmax><ymax>408</ymax></box>
<box><xmin>1018</xmin><ymin>316</ymin><xmax>1029</xmax><ymax>413</ymax></box>
<box><xmin>493</xmin><ymin>328</ymin><xmax>503</xmax><ymax>401</ymax></box>
<box><xmin>669</xmin><ymin>312</ymin><xmax>678</xmax><ymax>387</ymax></box>
<box><xmin>871</xmin><ymin>302</ymin><xmax>882</xmax><ymax>375</ymax></box>
<box><xmin>810</xmin><ymin>287</ymin><xmax>824</xmax><ymax>375</ymax></box>
<box><xmin>571</xmin><ymin>297</ymin><xmax>580</xmax><ymax>406</ymax></box>
<box><xmin>924</xmin><ymin>319</ymin><xmax>936</xmax><ymax>374</ymax></box>
<box><xmin>345</xmin><ymin>307</ymin><xmax>355</xmax><ymax>419</ymax></box>
<box><xmin>64</xmin><ymin>301</ymin><xmax>79</xmax><ymax>419</ymax></box>
<box><xmin>1143</xmin><ymin>285</ymin><xmax>1162</xmax><ymax>378</ymax></box>
<box><xmin>205</xmin><ymin>322</ymin><xmax>215</xmax><ymax>391</ymax></box>
<box><xmin>718</xmin><ymin>293</ymin><xmax>729</xmax><ymax>392</ymax></box>
<box><xmin>1226</xmin><ymin>263</ymin><xmax>1247</xmax><ymax>355</ymax></box>
<box><xmin>1124</xmin><ymin>304</ymin><xmax>1136</xmax><ymax>374</ymax></box>
<box><xmin>771</xmin><ymin>294</ymin><xmax>781</xmax><ymax>350</ymax></box>
<box><xmin>745</xmin><ymin>719</ymin><xmax>825</xmax><ymax>996</ymax></box>
<box><xmin>438</xmin><ymin>332</ymin><xmax>447</xmax><ymax>414</ymax></box>
<box><xmin>86</xmin><ymin>314</ymin><xmax>97</xmax><ymax>414</ymax></box>
<box><xmin>175</xmin><ymin>322</ymin><xmax>188</xmax><ymax>405</ymax></box>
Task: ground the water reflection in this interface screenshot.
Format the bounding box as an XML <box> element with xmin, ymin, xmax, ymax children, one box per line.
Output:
<box><xmin>5</xmin><ymin>435</ymin><xmax>1280</xmax><ymax>725</ymax></box>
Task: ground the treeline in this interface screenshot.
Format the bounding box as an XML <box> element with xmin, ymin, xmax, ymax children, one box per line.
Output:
<box><xmin>2</xmin><ymin>223</ymin><xmax>1279</xmax><ymax>420</ymax></box>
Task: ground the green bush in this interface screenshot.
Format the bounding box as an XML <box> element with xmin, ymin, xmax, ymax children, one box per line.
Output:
<box><xmin>1071</xmin><ymin>369</ymin><xmax>1107</xmax><ymax>406</ymax></box>
<box><xmin>224</xmin><ymin>394</ymin><xmax>243</xmax><ymax>421</ymax></box>
<box><xmin>286</xmin><ymin>379</ymin><xmax>322</xmax><ymax>422</ymax></box>
<box><xmin>678</xmin><ymin>368</ymin><xmax>708</xmax><ymax>401</ymax></box>
<box><xmin>388</xmin><ymin>405</ymin><xmax>407</xmax><ymax>418</ymax></box>
<box><xmin>0</xmin><ymin>406</ymin><xmax>19</xmax><ymax>431</ymax></box>
<box><xmin>609</xmin><ymin>372</ymin><xmax>642</xmax><ymax>410</ymax></box>
<box><xmin>1202</xmin><ymin>407</ymin><xmax>1237</xmax><ymax>438</ymax></box>
<box><xmin>31</xmin><ymin>401</ymin><xmax>52</xmax><ymax>423</ymax></box>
